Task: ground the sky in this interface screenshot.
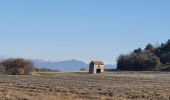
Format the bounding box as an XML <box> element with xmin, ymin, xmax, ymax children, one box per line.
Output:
<box><xmin>0</xmin><ymin>0</ymin><xmax>170</xmax><ymax>64</ymax></box>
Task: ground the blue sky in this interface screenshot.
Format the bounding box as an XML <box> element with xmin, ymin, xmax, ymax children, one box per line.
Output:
<box><xmin>0</xmin><ymin>0</ymin><xmax>170</xmax><ymax>63</ymax></box>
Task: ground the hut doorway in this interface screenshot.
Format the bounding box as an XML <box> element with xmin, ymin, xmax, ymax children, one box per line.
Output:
<box><xmin>96</xmin><ymin>69</ymin><xmax>101</xmax><ymax>73</ymax></box>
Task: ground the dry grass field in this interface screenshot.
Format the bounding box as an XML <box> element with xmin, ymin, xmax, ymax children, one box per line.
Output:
<box><xmin>0</xmin><ymin>71</ymin><xmax>170</xmax><ymax>100</ymax></box>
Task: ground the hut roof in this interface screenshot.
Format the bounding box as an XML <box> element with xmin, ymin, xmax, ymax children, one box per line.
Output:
<box><xmin>91</xmin><ymin>61</ymin><xmax>104</xmax><ymax>65</ymax></box>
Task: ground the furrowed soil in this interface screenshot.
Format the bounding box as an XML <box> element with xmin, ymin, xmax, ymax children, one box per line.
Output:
<box><xmin>0</xmin><ymin>71</ymin><xmax>170</xmax><ymax>100</ymax></box>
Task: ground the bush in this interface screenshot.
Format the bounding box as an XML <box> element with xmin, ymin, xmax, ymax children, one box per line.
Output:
<box><xmin>0</xmin><ymin>58</ymin><xmax>35</xmax><ymax>75</ymax></box>
<box><xmin>36</xmin><ymin>67</ymin><xmax>59</xmax><ymax>72</ymax></box>
<box><xmin>80</xmin><ymin>67</ymin><xmax>87</xmax><ymax>71</ymax></box>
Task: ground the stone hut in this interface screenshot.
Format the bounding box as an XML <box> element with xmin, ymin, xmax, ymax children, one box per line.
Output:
<box><xmin>89</xmin><ymin>61</ymin><xmax>104</xmax><ymax>74</ymax></box>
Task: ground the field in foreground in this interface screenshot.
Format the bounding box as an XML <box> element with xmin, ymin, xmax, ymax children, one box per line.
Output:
<box><xmin>0</xmin><ymin>72</ymin><xmax>170</xmax><ymax>100</ymax></box>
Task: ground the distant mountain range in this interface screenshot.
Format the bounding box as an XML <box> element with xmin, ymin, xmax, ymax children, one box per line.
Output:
<box><xmin>32</xmin><ymin>59</ymin><xmax>116</xmax><ymax>72</ymax></box>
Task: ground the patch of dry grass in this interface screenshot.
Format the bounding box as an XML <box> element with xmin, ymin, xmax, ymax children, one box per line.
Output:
<box><xmin>0</xmin><ymin>88</ymin><xmax>85</xmax><ymax>100</ymax></box>
<box><xmin>0</xmin><ymin>72</ymin><xmax>170</xmax><ymax>100</ymax></box>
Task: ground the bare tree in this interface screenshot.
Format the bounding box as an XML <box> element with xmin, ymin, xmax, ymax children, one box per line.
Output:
<box><xmin>1</xmin><ymin>58</ymin><xmax>35</xmax><ymax>75</ymax></box>
<box><xmin>0</xmin><ymin>64</ymin><xmax>6</xmax><ymax>75</ymax></box>
<box><xmin>80</xmin><ymin>67</ymin><xmax>87</xmax><ymax>71</ymax></box>
<box><xmin>24</xmin><ymin>60</ymin><xmax>35</xmax><ymax>75</ymax></box>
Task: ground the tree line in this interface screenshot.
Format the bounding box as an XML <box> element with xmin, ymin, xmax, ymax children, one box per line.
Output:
<box><xmin>117</xmin><ymin>39</ymin><xmax>170</xmax><ymax>71</ymax></box>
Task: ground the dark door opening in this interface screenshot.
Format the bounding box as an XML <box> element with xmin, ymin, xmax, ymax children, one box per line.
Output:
<box><xmin>96</xmin><ymin>69</ymin><xmax>101</xmax><ymax>73</ymax></box>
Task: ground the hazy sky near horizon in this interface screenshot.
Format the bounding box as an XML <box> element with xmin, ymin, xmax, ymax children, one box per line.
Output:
<box><xmin>0</xmin><ymin>0</ymin><xmax>170</xmax><ymax>63</ymax></box>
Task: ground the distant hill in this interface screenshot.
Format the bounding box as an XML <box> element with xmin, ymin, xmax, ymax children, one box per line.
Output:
<box><xmin>33</xmin><ymin>59</ymin><xmax>88</xmax><ymax>72</ymax></box>
<box><xmin>32</xmin><ymin>59</ymin><xmax>116</xmax><ymax>72</ymax></box>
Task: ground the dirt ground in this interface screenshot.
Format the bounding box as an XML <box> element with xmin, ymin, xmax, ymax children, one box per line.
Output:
<box><xmin>0</xmin><ymin>71</ymin><xmax>170</xmax><ymax>100</ymax></box>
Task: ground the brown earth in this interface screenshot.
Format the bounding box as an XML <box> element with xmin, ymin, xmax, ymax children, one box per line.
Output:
<box><xmin>0</xmin><ymin>71</ymin><xmax>170</xmax><ymax>100</ymax></box>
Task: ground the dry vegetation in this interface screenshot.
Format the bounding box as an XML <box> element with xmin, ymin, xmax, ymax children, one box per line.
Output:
<box><xmin>0</xmin><ymin>72</ymin><xmax>170</xmax><ymax>100</ymax></box>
